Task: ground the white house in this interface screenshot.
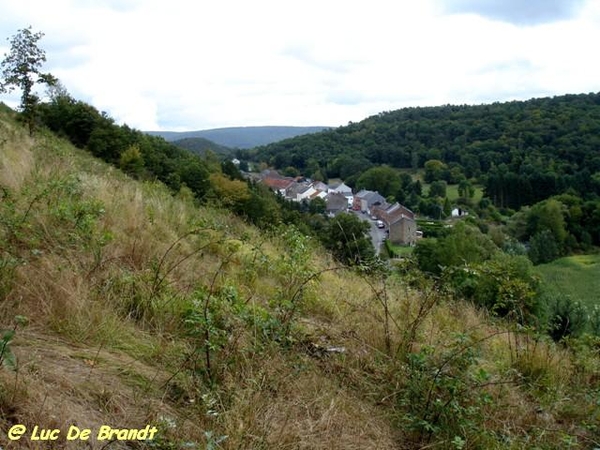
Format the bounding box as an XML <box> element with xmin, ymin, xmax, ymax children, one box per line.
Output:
<box><xmin>451</xmin><ymin>207</ymin><xmax>468</xmax><ymax>218</ymax></box>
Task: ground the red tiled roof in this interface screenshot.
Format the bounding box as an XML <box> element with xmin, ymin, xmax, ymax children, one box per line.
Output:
<box><xmin>263</xmin><ymin>177</ymin><xmax>294</xmax><ymax>190</ymax></box>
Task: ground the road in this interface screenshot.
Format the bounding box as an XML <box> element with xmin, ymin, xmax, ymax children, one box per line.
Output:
<box><xmin>350</xmin><ymin>210</ymin><xmax>387</xmax><ymax>255</ymax></box>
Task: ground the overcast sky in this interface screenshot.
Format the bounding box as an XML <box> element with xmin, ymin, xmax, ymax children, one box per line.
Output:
<box><xmin>1</xmin><ymin>0</ymin><xmax>599</xmax><ymax>131</ymax></box>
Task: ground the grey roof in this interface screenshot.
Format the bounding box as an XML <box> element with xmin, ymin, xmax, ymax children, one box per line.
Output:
<box><xmin>326</xmin><ymin>192</ymin><xmax>349</xmax><ymax>211</ymax></box>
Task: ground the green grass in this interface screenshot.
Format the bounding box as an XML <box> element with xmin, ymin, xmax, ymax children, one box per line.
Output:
<box><xmin>536</xmin><ymin>254</ymin><xmax>600</xmax><ymax>308</ymax></box>
<box><xmin>395</xmin><ymin>169</ymin><xmax>484</xmax><ymax>204</ymax></box>
<box><xmin>385</xmin><ymin>240</ymin><xmax>414</xmax><ymax>258</ymax></box>
<box><xmin>444</xmin><ymin>183</ymin><xmax>484</xmax><ymax>203</ymax></box>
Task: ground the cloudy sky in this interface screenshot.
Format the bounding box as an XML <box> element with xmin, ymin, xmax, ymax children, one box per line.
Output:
<box><xmin>0</xmin><ymin>0</ymin><xmax>598</xmax><ymax>131</ymax></box>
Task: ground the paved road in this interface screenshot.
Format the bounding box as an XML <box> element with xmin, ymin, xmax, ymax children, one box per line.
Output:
<box><xmin>350</xmin><ymin>210</ymin><xmax>387</xmax><ymax>255</ymax></box>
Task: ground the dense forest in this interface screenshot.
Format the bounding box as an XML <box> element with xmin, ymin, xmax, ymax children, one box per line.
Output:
<box><xmin>171</xmin><ymin>136</ymin><xmax>233</xmax><ymax>157</ymax></box>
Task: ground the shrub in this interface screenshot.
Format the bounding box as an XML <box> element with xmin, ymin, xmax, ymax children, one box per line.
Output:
<box><xmin>545</xmin><ymin>293</ymin><xmax>588</xmax><ymax>342</ymax></box>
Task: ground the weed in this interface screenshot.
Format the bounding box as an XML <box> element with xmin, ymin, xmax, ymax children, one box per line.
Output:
<box><xmin>398</xmin><ymin>330</ymin><xmax>509</xmax><ymax>446</ymax></box>
<box><xmin>0</xmin><ymin>315</ymin><xmax>28</xmax><ymax>371</ymax></box>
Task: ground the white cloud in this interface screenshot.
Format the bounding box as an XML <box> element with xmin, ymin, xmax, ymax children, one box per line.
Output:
<box><xmin>1</xmin><ymin>0</ymin><xmax>599</xmax><ymax>130</ymax></box>
<box><xmin>440</xmin><ymin>0</ymin><xmax>587</xmax><ymax>26</ymax></box>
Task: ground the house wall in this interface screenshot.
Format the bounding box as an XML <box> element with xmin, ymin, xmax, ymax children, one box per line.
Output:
<box><xmin>389</xmin><ymin>218</ymin><xmax>417</xmax><ymax>245</ymax></box>
<box><xmin>360</xmin><ymin>199</ymin><xmax>370</xmax><ymax>212</ymax></box>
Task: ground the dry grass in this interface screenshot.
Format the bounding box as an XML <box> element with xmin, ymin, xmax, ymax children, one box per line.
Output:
<box><xmin>0</xmin><ymin>120</ymin><xmax>34</xmax><ymax>191</ymax></box>
<box><xmin>215</xmin><ymin>351</ymin><xmax>397</xmax><ymax>450</ymax></box>
<box><xmin>0</xmin><ymin>332</ymin><xmax>204</xmax><ymax>449</ymax></box>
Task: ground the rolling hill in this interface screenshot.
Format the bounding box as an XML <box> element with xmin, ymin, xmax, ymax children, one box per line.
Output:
<box><xmin>147</xmin><ymin>125</ymin><xmax>330</xmax><ymax>149</ymax></box>
<box><xmin>171</xmin><ymin>136</ymin><xmax>233</xmax><ymax>156</ymax></box>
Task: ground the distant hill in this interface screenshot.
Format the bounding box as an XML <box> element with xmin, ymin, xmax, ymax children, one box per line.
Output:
<box><xmin>172</xmin><ymin>136</ymin><xmax>233</xmax><ymax>157</ymax></box>
<box><xmin>146</xmin><ymin>126</ymin><xmax>330</xmax><ymax>149</ymax></box>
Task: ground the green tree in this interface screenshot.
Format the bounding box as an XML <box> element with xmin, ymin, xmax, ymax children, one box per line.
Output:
<box><xmin>39</xmin><ymin>92</ymin><xmax>101</xmax><ymax>148</ymax></box>
<box><xmin>119</xmin><ymin>144</ymin><xmax>145</xmax><ymax>177</ymax></box>
<box><xmin>528</xmin><ymin>229</ymin><xmax>561</xmax><ymax>264</ymax></box>
<box><xmin>308</xmin><ymin>196</ymin><xmax>326</xmax><ymax>214</ymax></box>
<box><xmin>428</xmin><ymin>180</ymin><xmax>447</xmax><ymax>198</ymax></box>
<box><xmin>209</xmin><ymin>172</ymin><xmax>250</xmax><ymax>207</ymax></box>
<box><xmin>424</xmin><ymin>159</ymin><xmax>447</xmax><ymax>183</ymax></box>
<box><xmin>443</xmin><ymin>197</ymin><xmax>452</xmax><ymax>218</ymax></box>
<box><xmin>520</xmin><ymin>198</ymin><xmax>568</xmax><ymax>263</ymax></box>
<box><xmin>457</xmin><ymin>178</ymin><xmax>474</xmax><ymax>201</ymax></box>
<box><xmin>0</xmin><ymin>27</ymin><xmax>57</xmax><ymax>134</ymax></box>
<box><xmin>545</xmin><ymin>293</ymin><xmax>588</xmax><ymax>342</ymax></box>
<box><xmin>526</xmin><ymin>198</ymin><xmax>567</xmax><ymax>245</ymax></box>
<box><xmin>356</xmin><ymin>165</ymin><xmax>401</xmax><ymax>198</ymax></box>
<box><xmin>446</xmin><ymin>253</ymin><xmax>541</xmax><ymax>323</ymax></box>
<box><xmin>414</xmin><ymin>221</ymin><xmax>497</xmax><ymax>275</ymax></box>
<box><xmin>472</xmin><ymin>254</ymin><xmax>540</xmax><ymax>322</ymax></box>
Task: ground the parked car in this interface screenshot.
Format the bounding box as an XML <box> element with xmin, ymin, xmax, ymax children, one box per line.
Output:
<box><xmin>376</xmin><ymin>220</ymin><xmax>385</xmax><ymax>228</ymax></box>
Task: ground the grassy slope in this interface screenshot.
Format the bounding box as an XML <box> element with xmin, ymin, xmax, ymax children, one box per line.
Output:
<box><xmin>398</xmin><ymin>169</ymin><xmax>484</xmax><ymax>205</ymax></box>
<box><xmin>0</xmin><ymin>112</ymin><xmax>598</xmax><ymax>449</ymax></box>
<box><xmin>536</xmin><ymin>254</ymin><xmax>600</xmax><ymax>308</ymax></box>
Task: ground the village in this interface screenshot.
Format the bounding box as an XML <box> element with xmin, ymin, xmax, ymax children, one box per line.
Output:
<box><xmin>251</xmin><ymin>168</ymin><xmax>423</xmax><ymax>249</ymax></box>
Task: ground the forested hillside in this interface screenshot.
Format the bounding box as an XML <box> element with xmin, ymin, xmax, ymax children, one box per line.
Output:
<box><xmin>249</xmin><ymin>93</ymin><xmax>600</xmax><ymax>210</ymax></box>
<box><xmin>171</xmin><ymin>136</ymin><xmax>233</xmax><ymax>157</ymax></box>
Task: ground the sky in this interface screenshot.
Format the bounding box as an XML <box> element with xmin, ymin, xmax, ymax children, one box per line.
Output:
<box><xmin>0</xmin><ymin>0</ymin><xmax>599</xmax><ymax>131</ymax></box>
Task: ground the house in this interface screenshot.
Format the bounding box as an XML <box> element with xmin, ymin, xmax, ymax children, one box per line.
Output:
<box><xmin>329</xmin><ymin>182</ymin><xmax>354</xmax><ymax>207</ymax></box>
<box><xmin>451</xmin><ymin>207</ymin><xmax>468</xmax><ymax>218</ymax></box>
<box><xmin>312</xmin><ymin>181</ymin><xmax>329</xmax><ymax>192</ymax></box>
<box><xmin>352</xmin><ymin>190</ymin><xmax>385</xmax><ymax>213</ymax></box>
<box><xmin>262</xmin><ymin>176</ymin><xmax>295</xmax><ymax>196</ymax></box>
<box><xmin>286</xmin><ymin>182</ymin><xmax>317</xmax><ymax>202</ymax></box>
<box><xmin>373</xmin><ymin>202</ymin><xmax>418</xmax><ymax>245</ymax></box>
<box><xmin>389</xmin><ymin>215</ymin><xmax>418</xmax><ymax>246</ymax></box>
<box><xmin>329</xmin><ymin>182</ymin><xmax>352</xmax><ymax>195</ymax></box>
<box><xmin>311</xmin><ymin>189</ymin><xmax>328</xmax><ymax>200</ymax></box>
<box><xmin>325</xmin><ymin>192</ymin><xmax>349</xmax><ymax>216</ymax></box>
<box><xmin>260</xmin><ymin>170</ymin><xmax>295</xmax><ymax>196</ymax></box>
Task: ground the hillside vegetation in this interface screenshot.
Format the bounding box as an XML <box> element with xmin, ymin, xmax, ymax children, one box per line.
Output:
<box><xmin>536</xmin><ymin>254</ymin><xmax>600</xmax><ymax>317</ymax></box>
<box><xmin>172</xmin><ymin>136</ymin><xmax>233</xmax><ymax>157</ymax></box>
<box><xmin>1</xmin><ymin>107</ymin><xmax>600</xmax><ymax>449</ymax></box>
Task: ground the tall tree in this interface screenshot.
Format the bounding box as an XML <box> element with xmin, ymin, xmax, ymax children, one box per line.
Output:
<box><xmin>0</xmin><ymin>27</ymin><xmax>56</xmax><ymax>134</ymax></box>
<box><xmin>356</xmin><ymin>165</ymin><xmax>401</xmax><ymax>199</ymax></box>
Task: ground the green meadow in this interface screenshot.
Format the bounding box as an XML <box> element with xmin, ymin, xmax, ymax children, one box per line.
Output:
<box><xmin>536</xmin><ymin>254</ymin><xmax>600</xmax><ymax>308</ymax></box>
